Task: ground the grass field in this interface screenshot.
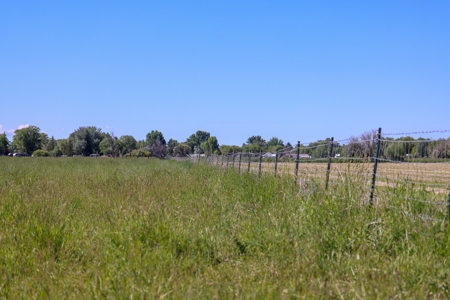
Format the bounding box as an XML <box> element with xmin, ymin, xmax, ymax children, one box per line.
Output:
<box><xmin>1</xmin><ymin>157</ymin><xmax>449</xmax><ymax>298</ymax></box>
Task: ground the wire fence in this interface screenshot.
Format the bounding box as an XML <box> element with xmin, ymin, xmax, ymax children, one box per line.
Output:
<box><xmin>174</xmin><ymin>128</ymin><xmax>450</xmax><ymax>223</ymax></box>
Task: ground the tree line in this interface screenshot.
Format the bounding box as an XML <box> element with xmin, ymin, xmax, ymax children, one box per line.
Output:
<box><xmin>0</xmin><ymin>126</ymin><xmax>449</xmax><ymax>160</ymax></box>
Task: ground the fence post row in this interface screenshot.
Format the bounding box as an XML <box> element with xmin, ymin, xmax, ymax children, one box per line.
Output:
<box><xmin>325</xmin><ymin>137</ymin><xmax>334</xmax><ymax>190</ymax></box>
<box><xmin>369</xmin><ymin>127</ymin><xmax>382</xmax><ymax>205</ymax></box>
<box><xmin>294</xmin><ymin>141</ymin><xmax>300</xmax><ymax>186</ymax></box>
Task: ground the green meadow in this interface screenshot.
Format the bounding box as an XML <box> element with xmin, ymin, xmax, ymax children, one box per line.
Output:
<box><xmin>0</xmin><ymin>157</ymin><xmax>449</xmax><ymax>299</ymax></box>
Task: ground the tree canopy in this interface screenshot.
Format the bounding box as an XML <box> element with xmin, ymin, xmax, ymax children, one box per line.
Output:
<box><xmin>70</xmin><ymin>126</ymin><xmax>103</xmax><ymax>156</ymax></box>
<box><xmin>200</xmin><ymin>136</ymin><xmax>220</xmax><ymax>155</ymax></box>
<box><xmin>146</xmin><ymin>130</ymin><xmax>166</xmax><ymax>146</ymax></box>
<box><xmin>12</xmin><ymin>125</ymin><xmax>41</xmax><ymax>154</ymax></box>
<box><xmin>0</xmin><ymin>133</ymin><xmax>9</xmax><ymax>155</ymax></box>
<box><xmin>186</xmin><ymin>130</ymin><xmax>210</xmax><ymax>152</ymax></box>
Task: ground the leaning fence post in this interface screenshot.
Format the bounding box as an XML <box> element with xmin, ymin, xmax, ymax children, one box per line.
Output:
<box><xmin>259</xmin><ymin>151</ymin><xmax>262</xmax><ymax>178</ymax></box>
<box><xmin>275</xmin><ymin>150</ymin><xmax>278</xmax><ymax>175</ymax></box>
<box><xmin>238</xmin><ymin>153</ymin><xmax>242</xmax><ymax>173</ymax></box>
<box><xmin>248</xmin><ymin>153</ymin><xmax>251</xmax><ymax>173</ymax></box>
<box><xmin>325</xmin><ymin>137</ymin><xmax>334</xmax><ymax>190</ymax></box>
<box><xmin>294</xmin><ymin>141</ymin><xmax>300</xmax><ymax>185</ymax></box>
<box><xmin>369</xmin><ymin>128</ymin><xmax>382</xmax><ymax>205</ymax></box>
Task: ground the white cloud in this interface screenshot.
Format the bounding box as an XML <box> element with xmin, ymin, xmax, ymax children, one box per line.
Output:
<box><xmin>18</xmin><ymin>124</ymin><xmax>30</xmax><ymax>129</ymax></box>
<box><xmin>0</xmin><ymin>124</ymin><xmax>15</xmax><ymax>136</ymax></box>
<box><xmin>105</xmin><ymin>125</ymin><xmax>111</xmax><ymax>129</ymax></box>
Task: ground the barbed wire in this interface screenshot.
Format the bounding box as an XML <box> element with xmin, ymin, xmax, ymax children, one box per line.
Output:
<box><xmin>380</xmin><ymin>139</ymin><xmax>434</xmax><ymax>143</ymax></box>
<box><xmin>384</xmin><ymin>129</ymin><xmax>450</xmax><ymax>136</ymax></box>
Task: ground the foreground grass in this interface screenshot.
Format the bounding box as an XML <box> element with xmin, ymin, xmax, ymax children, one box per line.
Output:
<box><xmin>0</xmin><ymin>157</ymin><xmax>449</xmax><ymax>299</ymax></box>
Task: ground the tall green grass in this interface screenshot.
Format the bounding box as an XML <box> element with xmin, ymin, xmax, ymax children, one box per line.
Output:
<box><xmin>0</xmin><ymin>157</ymin><xmax>449</xmax><ymax>298</ymax></box>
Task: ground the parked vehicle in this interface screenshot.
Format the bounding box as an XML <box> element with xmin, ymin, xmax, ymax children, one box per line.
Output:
<box><xmin>13</xmin><ymin>153</ymin><xmax>28</xmax><ymax>157</ymax></box>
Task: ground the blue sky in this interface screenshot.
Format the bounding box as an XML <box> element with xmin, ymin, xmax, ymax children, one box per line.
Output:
<box><xmin>1</xmin><ymin>1</ymin><xmax>449</xmax><ymax>145</ymax></box>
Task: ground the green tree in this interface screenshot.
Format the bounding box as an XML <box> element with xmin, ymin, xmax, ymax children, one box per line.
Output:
<box><xmin>167</xmin><ymin>139</ymin><xmax>179</xmax><ymax>156</ymax></box>
<box><xmin>307</xmin><ymin>138</ymin><xmax>332</xmax><ymax>158</ymax></box>
<box><xmin>70</xmin><ymin>126</ymin><xmax>103</xmax><ymax>156</ymax></box>
<box><xmin>39</xmin><ymin>132</ymin><xmax>49</xmax><ymax>150</ymax></box>
<box><xmin>200</xmin><ymin>136</ymin><xmax>220</xmax><ymax>155</ymax></box>
<box><xmin>119</xmin><ymin>135</ymin><xmax>137</xmax><ymax>155</ymax></box>
<box><xmin>246</xmin><ymin>135</ymin><xmax>267</xmax><ymax>146</ymax></box>
<box><xmin>12</xmin><ymin>125</ymin><xmax>42</xmax><ymax>155</ymax></box>
<box><xmin>384</xmin><ymin>136</ymin><xmax>416</xmax><ymax>161</ymax></box>
<box><xmin>267</xmin><ymin>137</ymin><xmax>284</xmax><ymax>147</ymax></box>
<box><xmin>242</xmin><ymin>135</ymin><xmax>267</xmax><ymax>153</ymax></box>
<box><xmin>46</xmin><ymin>136</ymin><xmax>56</xmax><ymax>151</ymax></box>
<box><xmin>0</xmin><ymin>133</ymin><xmax>9</xmax><ymax>155</ymax></box>
<box><xmin>267</xmin><ymin>137</ymin><xmax>284</xmax><ymax>152</ymax></box>
<box><xmin>99</xmin><ymin>136</ymin><xmax>112</xmax><ymax>155</ymax></box>
<box><xmin>220</xmin><ymin>145</ymin><xmax>241</xmax><ymax>155</ymax></box>
<box><xmin>173</xmin><ymin>143</ymin><xmax>191</xmax><ymax>157</ymax></box>
<box><xmin>186</xmin><ymin>130</ymin><xmax>210</xmax><ymax>152</ymax></box>
<box><xmin>56</xmin><ymin>139</ymin><xmax>73</xmax><ymax>156</ymax></box>
<box><xmin>146</xmin><ymin>130</ymin><xmax>166</xmax><ymax>146</ymax></box>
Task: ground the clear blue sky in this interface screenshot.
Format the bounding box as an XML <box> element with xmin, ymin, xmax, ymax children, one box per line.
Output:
<box><xmin>1</xmin><ymin>1</ymin><xmax>449</xmax><ymax>145</ymax></box>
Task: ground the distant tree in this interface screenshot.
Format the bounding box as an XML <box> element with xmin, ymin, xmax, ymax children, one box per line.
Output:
<box><xmin>99</xmin><ymin>133</ymin><xmax>118</xmax><ymax>157</ymax></box>
<box><xmin>167</xmin><ymin>139</ymin><xmax>179</xmax><ymax>156</ymax></box>
<box><xmin>56</xmin><ymin>139</ymin><xmax>73</xmax><ymax>156</ymax></box>
<box><xmin>148</xmin><ymin>140</ymin><xmax>167</xmax><ymax>158</ymax></box>
<box><xmin>428</xmin><ymin>138</ymin><xmax>449</xmax><ymax>159</ymax></box>
<box><xmin>70</xmin><ymin>126</ymin><xmax>103</xmax><ymax>156</ymax></box>
<box><xmin>415</xmin><ymin>138</ymin><xmax>430</xmax><ymax>158</ymax></box>
<box><xmin>39</xmin><ymin>132</ymin><xmax>49</xmax><ymax>150</ymax></box>
<box><xmin>12</xmin><ymin>125</ymin><xmax>42</xmax><ymax>154</ymax></box>
<box><xmin>146</xmin><ymin>130</ymin><xmax>166</xmax><ymax>146</ymax></box>
<box><xmin>119</xmin><ymin>135</ymin><xmax>137</xmax><ymax>155</ymax></box>
<box><xmin>0</xmin><ymin>133</ymin><xmax>9</xmax><ymax>155</ymax></box>
<box><xmin>45</xmin><ymin>136</ymin><xmax>56</xmax><ymax>151</ymax></box>
<box><xmin>246</xmin><ymin>135</ymin><xmax>267</xmax><ymax>146</ymax></box>
<box><xmin>267</xmin><ymin>137</ymin><xmax>284</xmax><ymax>152</ymax></box>
<box><xmin>242</xmin><ymin>135</ymin><xmax>267</xmax><ymax>153</ymax></box>
<box><xmin>51</xmin><ymin>147</ymin><xmax>63</xmax><ymax>157</ymax></box>
<box><xmin>173</xmin><ymin>143</ymin><xmax>191</xmax><ymax>157</ymax></box>
<box><xmin>136</xmin><ymin>140</ymin><xmax>147</xmax><ymax>149</ymax></box>
<box><xmin>186</xmin><ymin>130</ymin><xmax>210</xmax><ymax>152</ymax></box>
<box><xmin>99</xmin><ymin>136</ymin><xmax>112</xmax><ymax>156</ymax></box>
<box><xmin>220</xmin><ymin>145</ymin><xmax>241</xmax><ymax>155</ymax></box>
<box><xmin>200</xmin><ymin>136</ymin><xmax>219</xmax><ymax>155</ymax></box>
<box><xmin>267</xmin><ymin>137</ymin><xmax>284</xmax><ymax>147</ymax></box>
<box><xmin>306</xmin><ymin>138</ymin><xmax>332</xmax><ymax>158</ymax></box>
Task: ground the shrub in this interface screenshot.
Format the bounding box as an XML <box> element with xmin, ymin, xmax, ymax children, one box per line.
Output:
<box><xmin>32</xmin><ymin>150</ymin><xmax>50</xmax><ymax>157</ymax></box>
